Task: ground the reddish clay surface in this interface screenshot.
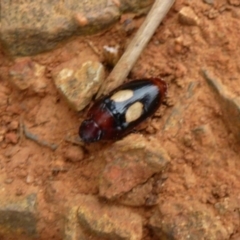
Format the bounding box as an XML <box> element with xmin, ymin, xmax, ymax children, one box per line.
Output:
<box><xmin>1</xmin><ymin>1</ymin><xmax>240</xmax><ymax>239</ymax></box>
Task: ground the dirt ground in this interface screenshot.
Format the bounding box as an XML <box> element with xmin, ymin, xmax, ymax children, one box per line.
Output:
<box><xmin>1</xmin><ymin>0</ymin><xmax>240</xmax><ymax>239</ymax></box>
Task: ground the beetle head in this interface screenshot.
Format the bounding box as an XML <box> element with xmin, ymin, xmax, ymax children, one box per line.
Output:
<box><xmin>79</xmin><ymin>119</ymin><xmax>102</xmax><ymax>143</ymax></box>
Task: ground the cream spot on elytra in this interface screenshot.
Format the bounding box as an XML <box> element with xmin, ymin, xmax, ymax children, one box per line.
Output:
<box><xmin>110</xmin><ymin>89</ymin><xmax>134</xmax><ymax>102</ymax></box>
<box><xmin>125</xmin><ymin>102</ymin><xmax>143</xmax><ymax>123</ymax></box>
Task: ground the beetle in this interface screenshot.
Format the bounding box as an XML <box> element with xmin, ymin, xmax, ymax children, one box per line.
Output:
<box><xmin>79</xmin><ymin>78</ymin><xmax>167</xmax><ymax>143</ymax></box>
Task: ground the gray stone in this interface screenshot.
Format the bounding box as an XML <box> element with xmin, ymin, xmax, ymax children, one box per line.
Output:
<box><xmin>202</xmin><ymin>69</ymin><xmax>240</xmax><ymax>142</ymax></box>
<box><xmin>0</xmin><ymin>194</ymin><xmax>37</xmax><ymax>237</ymax></box>
<box><xmin>53</xmin><ymin>60</ymin><xmax>105</xmax><ymax>111</ymax></box>
<box><xmin>99</xmin><ymin>134</ymin><xmax>169</xmax><ymax>200</ymax></box>
<box><xmin>0</xmin><ymin>0</ymin><xmax>154</xmax><ymax>56</ymax></box>
<box><xmin>64</xmin><ymin>207</ymin><xmax>88</xmax><ymax>240</ymax></box>
<box><xmin>77</xmin><ymin>194</ymin><xmax>143</xmax><ymax>240</ymax></box>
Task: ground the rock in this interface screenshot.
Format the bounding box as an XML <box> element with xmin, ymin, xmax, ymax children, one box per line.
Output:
<box><xmin>77</xmin><ymin>194</ymin><xmax>143</xmax><ymax>240</ymax></box>
<box><xmin>178</xmin><ymin>7</ymin><xmax>199</xmax><ymax>26</ymax></box>
<box><xmin>149</xmin><ymin>199</ymin><xmax>229</xmax><ymax>239</ymax></box>
<box><xmin>53</xmin><ymin>60</ymin><xmax>105</xmax><ymax>111</ymax></box>
<box><xmin>0</xmin><ymin>194</ymin><xmax>37</xmax><ymax>237</ymax></box>
<box><xmin>202</xmin><ymin>70</ymin><xmax>240</xmax><ymax>142</ymax></box>
<box><xmin>9</xmin><ymin>58</ymin><xmax>47</xmax><ymax>93</ymax></box>
<box><xmin>64</xmin><ymin>207</ymin><xmax>87</xmax><ymax>240</ymax></box>
<box><xmin>0</xmin><ymin>0</ymin><xmax>153</xmax><ymax>56</ymax></box>
<box><xmin>99</xmin><ymin>134</ymin><xmax>169</xmax><ymax>199</ymax></box>
<box><xmin>64</xmin><ymin>146</ymin><xmax>84</xmax><ymax>162</ymax></box>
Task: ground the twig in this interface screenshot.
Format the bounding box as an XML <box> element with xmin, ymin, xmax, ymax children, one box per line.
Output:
<box><xmin>84</xmin><ymin>39</ymin><xmax>100</xmax><ymax>56</ymax></box>
<box><xmin>96</xmin><ymin>0</ymin><xmax>175</xmax><ymax>97</ymax></box>
<box><xmin>65</xmin><ymin>135</ymin><xmax>84</xmax><ymax>146</ymax></box>
<box><xmin>23</xmin><ymin>124</ymin><xmax>58</xmax><ymax>151</ymax></box>
<box><xmin>19</xmin><ymin>115</ymin><xmax>24</xmax><ymax>144</ymax></box>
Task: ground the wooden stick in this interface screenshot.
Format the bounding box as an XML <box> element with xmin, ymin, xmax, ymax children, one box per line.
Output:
<box><xmin>97</xmin><ymin>0</ymin><xmax>175</xmax><ymax>97</ymax></box>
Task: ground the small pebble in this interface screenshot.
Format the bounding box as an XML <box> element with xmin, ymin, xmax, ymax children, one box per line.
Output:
<box><xmin>26</xmin><ymin>174</ymin><xmax>34</xmax><ymax>184</ymax></box>
<box><xmin>182</xmin><ymin>134</ymin><xmax>193</xmax><ymax>148</ymax></box>
<box><xmin>64</xmin><ymin>146</ymin><xmax>84</xmax><ymax>162</ymax></box>
<box><xmin>178</xmin><ymin>7</ymin><xmax>199</xmax><ymax>26</ymax></box>
<box><xmin>4</xmin><ymin>178</ymin><xmax>14</xmax><ymax>184</ymax></box>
